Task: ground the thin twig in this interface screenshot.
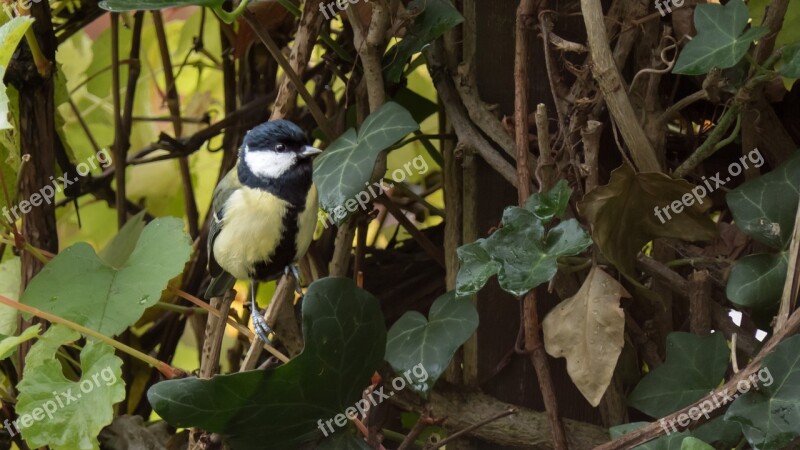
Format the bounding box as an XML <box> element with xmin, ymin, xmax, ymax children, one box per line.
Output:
<box><xmin>397</xmin><ymin>407</ymin><xmax>434</xmax><ymax>450</ymax></box>
<box><xmin>169</xmin><ymin>288</ymin><xmax>290</xmax><ymax>363</ymax></box>
<box><xmin>776</xmin><ymin>193</ymin><xmax>800</xmax><ymax>330</ymax></box>
<box><xmin>110</xmin><ymin>13</ymin><xmax>126</xmax><ymax>229</ymax></box>
<box><xmin>241</xmin><ymin>8</ymin><xmax>334</xmax><ymax>139</ymax></box>
<box><xmin>0</xmin><ymin>294</ymin><xmax>179</xmax><ymax>379</ymax></box>
<box><xmin>426</xmin><ymin>409</ymin><xmax>517</xmax><ymax>450</ymax></box>
<box><xmin>515</xmin><ymin>1</ymin><xmax>568</xmax><ymax>449</ymax></box>
<box><xmin>377</xmin><ymin>197</ymin><xmax>446</xmax><ymax>269</ymax></box>
<box><xmin>199</xmin><ymin>290</ymin><xmax>234</xmax><ymax>378</ymax></box>
<box><xmin>152</xmin><ymin>11</ymin><xmax>200</xmax><ymax>239</ymax></box>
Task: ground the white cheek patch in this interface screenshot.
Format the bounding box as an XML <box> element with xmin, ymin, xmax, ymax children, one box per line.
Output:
<box><xmin>244</xmin><ymin>147</ymin><xmax>297</xmax><ymax>179</ymax></box>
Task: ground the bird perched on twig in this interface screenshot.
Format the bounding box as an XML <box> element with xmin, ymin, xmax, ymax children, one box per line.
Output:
<box><xmin>205</xmin><ymin>120</ymin><xmax>321</xmax><ymax>343</ymax></box>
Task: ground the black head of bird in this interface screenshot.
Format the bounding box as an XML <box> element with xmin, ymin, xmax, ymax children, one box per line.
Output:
<box><xmin>238</xmin><ymin>120</ymin><xmax>322</xmax><ymax>206</ymax></box>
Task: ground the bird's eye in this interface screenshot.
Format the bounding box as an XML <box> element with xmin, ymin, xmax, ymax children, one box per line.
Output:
<box><xmin>275</xmin><ymin>144</ymin><xmax>286</xmax><ymax>151</ymax></box>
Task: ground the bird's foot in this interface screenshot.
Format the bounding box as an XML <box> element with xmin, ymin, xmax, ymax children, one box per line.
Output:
<box><xmin>286</xmin><ymin>265</ymin><xmax>304</xmax><ymax>298</ymax></box>
<box><xmin>250</xmin><ymin>284</ymin><xmax>272</xmax><ymax>345</ymax></box>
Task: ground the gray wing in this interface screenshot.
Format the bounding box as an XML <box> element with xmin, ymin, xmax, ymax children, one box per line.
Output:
<box><xmin>205</xmin><ymin>169</ymin><xmax>240</xmax><ymax>298</ymax></box>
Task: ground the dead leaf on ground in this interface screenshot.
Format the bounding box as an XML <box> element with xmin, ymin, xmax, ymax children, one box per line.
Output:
<box><xmin>542</xmin><ymin>266</ymin><xmax>629</xmax><ymax>407</ymax></box>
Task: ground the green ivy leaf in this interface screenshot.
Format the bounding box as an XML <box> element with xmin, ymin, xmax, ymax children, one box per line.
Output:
<box><xmin>16</xmin><ymin>325</ymin><xmax>125</xmax><ymax>450</ymax></box>
<box><xmin>726</xmin><ymin>252</ymin><xmax>788</xmax><ymax>309</ymax></box>
<box><xmin>0</xmin><ymin>16</ymin><xmax>34</xmax><ymax>68</ymax></box>
<box><xmin>0</xmin><ymin>17</ymin><xmax>34</xmax><ymax>131</ymax></box>
<box><xmin>0</xmin><ymin>67</ymin><xmax>11</xmax><ymax>131</ymax></box>
<box><xmin>725</xmin><ymin>335</ymin><xmax>800</xmax><ymax>450</ymax></box>
<box><xmin>610</xmin><ymin>423</ymin><xmax>730</xmax><ymax>449</ymax></box>
<box><xmin>0</xmin><ymin>257</ymin><xmax>20</xmax><ymax>335</ymax></box>
<box><xmin>392</xmin><ymin>87</ymin><xmax>438</xmax><ymax>124</ymax></box>
<box><xmin>317</xmin><ymin>429</ymin><xmax>373</xmax><ymax>449</ymax></box>
<box><xmin>727</xmin><ymin>152</ymin><xmax>800</xmax><ymax>250</ymax></box>
<box><xmin>313</xmin><ymin>102</ymin><xmax>419</xmax><ymax>225</ymax></box>
<box><xmin>386</xmin><ymin>292</ymin><xmax>478</xmax><ymax>396</ymax></box>
<box><xmin>0</xmin><ymin>324</ymin><xmax>40</xmax><ymax>360</ymax></box>
<box><xmin>456</xmin><ymin>184</ymin><xmax>592</xmax><ymax>297</ymax></box>
<box><xmin>99</xmin><ymin>0</ymin><xmax>248</xmax><ymax>23</ymax></box>
<box><xmin>100</xmin><ymin>0</ymin><xmax>219</xmax><ymax>10</ymax></box>
<box><xmin>749</xmin><ymin>0</ymin><xmax>800</xmax><ymax>53</ymax></box>
<box><xmin>493</xmin><ymin>215</ymin><xmax>591</xmax><ymax>296</ymax></box>
<box><xmin>779</xmin><ymin>45</ymin><xmax>800</xmax><ymax>78</ymax></box>
<box><xmin>673</xmin><ymin>0</ymin><xmax>769</xmax><ymax>75</ymax></box>
<box><xmin>525</xmin><ymin>179</ymin><xmax>572</xmax><ymax>223</ymax></box>
<box><xmin>455</xmin><ymin>242</ymin><xmax>500</xmax><ymax>297</ymax></box>
<box><xmin>148</xmin><ymin>278</ymin><xmax>386</xmax><ymax>450</ymax></box>
<box><xmin>680</xmin><ymin>437</ymin><xmax>714</xmax><ymax>450</ymax></box>
<box><xmin>628</xmin><ymin>332</ymin><xmax>729</xmax><ymax>418</ymax></box>
<box><xmin>384</xmin><ymin>0</ymin><xmax>464</xmax><ymax>83</ymax></box>
<box><xmin>610</xmin><ymin>422</ymin><xmax>689</xmax><ymax>450</ymax></box>
<box><xmin>691</xmin><ymin>417</ymin><xmax>743</xmax><ymax>447</ymax></box>
<box><xmin>21</xmin><ymin>217</ymin><xmax>192</xmax><ymax>337</ymax></box>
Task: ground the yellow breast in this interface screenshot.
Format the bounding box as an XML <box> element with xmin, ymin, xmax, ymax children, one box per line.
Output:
<box><xmin>212</xmin><ymin>185</ymin><xmax>319</xmax><ymax>280</ymax></box>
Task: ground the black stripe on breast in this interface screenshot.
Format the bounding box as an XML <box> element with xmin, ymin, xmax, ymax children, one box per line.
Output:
<box><xmin>239</xmin><ymin>160</ymin><xmax>313</xmax><ymax>207</ymax></box>
<box><xmin>250</xmin><ymin>205</ymin><xmax>301</xmax><ymax>281</ymax></box>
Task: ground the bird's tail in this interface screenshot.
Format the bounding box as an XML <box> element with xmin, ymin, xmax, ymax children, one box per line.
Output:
<box><xmin>204</xmin><ymin>272</ymin><xmax>237</xmax><ymax>299</ymax></box>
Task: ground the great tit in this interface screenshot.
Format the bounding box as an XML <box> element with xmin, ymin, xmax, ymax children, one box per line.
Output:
<box><xmin>205</xmin><ymin>120</ymin><xmax>321</xmax><ymax>342</ymax></box>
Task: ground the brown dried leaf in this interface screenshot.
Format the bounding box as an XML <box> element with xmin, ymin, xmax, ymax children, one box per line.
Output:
<box><xmin>542</xmin><ymin>267</ymin><xmax>629</xmax><ymax>407</ymax></box>
<box><xmin>578</xmin><ymin>164</ymin><xmax>717</xmax><ymax>276</ymax></box>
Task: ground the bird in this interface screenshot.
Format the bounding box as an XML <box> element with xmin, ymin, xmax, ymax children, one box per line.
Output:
<box><xmin>205</xmin><ymin>120</ymin><xmax>321</xmax><ymax>343</ymax></box>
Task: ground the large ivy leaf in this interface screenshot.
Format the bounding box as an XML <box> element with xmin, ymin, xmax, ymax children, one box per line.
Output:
<box><xmin>727</xmin><ymin>152</ymin><xmax>800</xmax><ymax>250</ymax></box>
<box><xmin>725</xmin><ymin>335</ymin><xmax>800</xmax><ymax>450</ymax></box>
<box><xmin>21</xmin><ymin>217</ymin><xmax>191</xmax><ymax>337</ymax></box>
<box><xmin>456</xmin><ymin>205</ymin><xmax>591</xmax><ymax>297</ymax></box>
<box><xmin>0</xmin><ymin>17</ymin><xmax>34</xmax><ymax>131</ymax></box>
<box><xmin>99</xmin><ymin>0</ymin><xmax>247</xmax><ymax>23</ymax></box>
<box><xmin>313</xmin><ymin>102</ymin><xmax>419</xmax><ymax>225</ymax></box>
<box><xmin>385</xmin><ymin>292</ymin><xmax>478</xmax><ymax>396</ymax></box>
<box><xmin>673</xmin><ymin>0</ymin><xmax>769</xmax><ymax>75</ymax></box>
<box><xmin>578</xmin><ymin>164</ymin><xmax>717</xmax><ymax>277</ymax></box>
<box><xmin>384</xmin><ymin>0</ymin><xmax>464</xmax><ymax>83</ymax></box>
<box><xmin>16</xmin><ymin>325</ymin><xmax>125</xmax><ymax>450</ymax></box>
<box><xmin>726</xmin><ymin>252</ymin><xmax>788</xmax><ymax>309</ymax></box>
<box><xmin>628</xmin><ymin>332</ymin><xmax>729</xmax><ymax>418</ymax></box>
<box><xmin>148</xmin><ymin>278</ymin><xmax>387</xmax><ymax>450</ymax></box>
<box><xmin>543</xmin><ymin>267</ymin><xmax>628</xmax><ymax>406</ymax></box>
